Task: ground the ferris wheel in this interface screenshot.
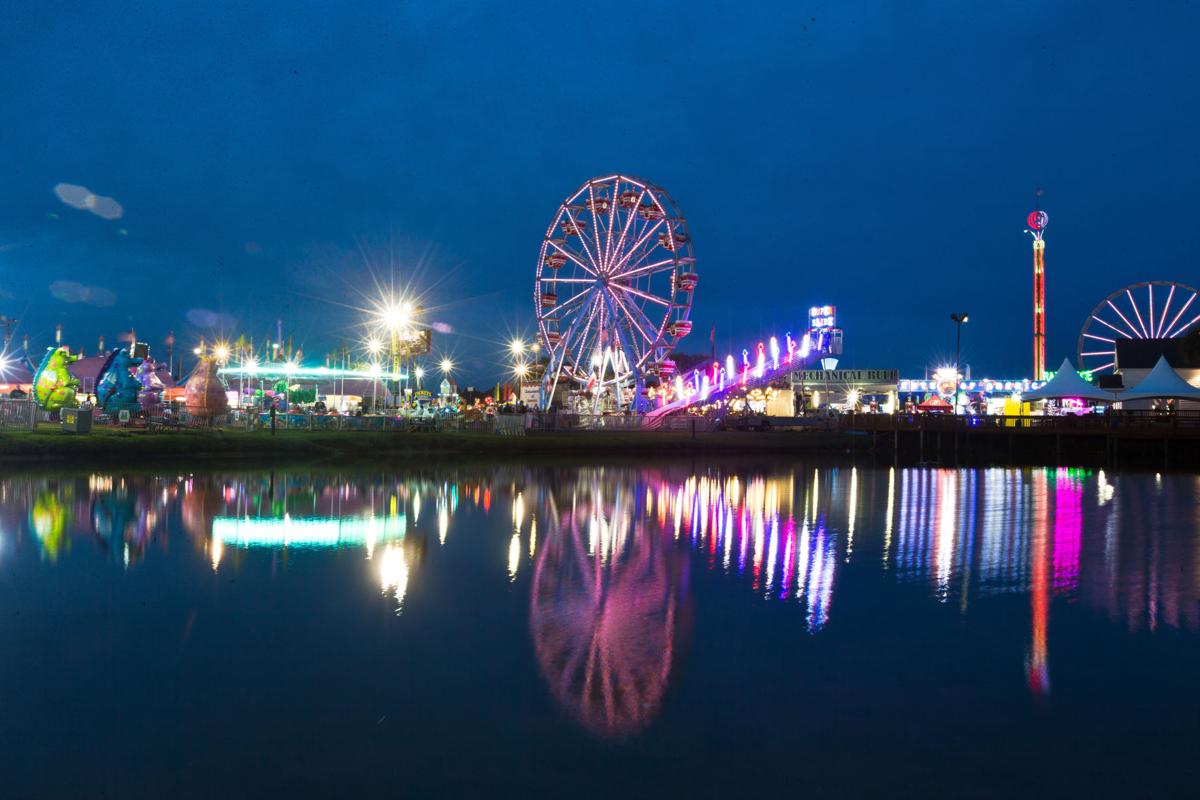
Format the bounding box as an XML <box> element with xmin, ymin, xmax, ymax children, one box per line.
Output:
<box><xmin>535</xmin><ymin>175</ymin><xmax>696</xmax><ymax>409</ymax></box>
<box><xmin>1078</xmin><ymin>281</ymin><xmax>1200</xmax><ymax>373</ymax></box>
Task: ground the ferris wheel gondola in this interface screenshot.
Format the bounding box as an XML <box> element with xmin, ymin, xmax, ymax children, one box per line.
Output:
<box><xmin>535</xmin><ymin>175</ymin><xmax>696</xmax><ymax>410</ymax></box>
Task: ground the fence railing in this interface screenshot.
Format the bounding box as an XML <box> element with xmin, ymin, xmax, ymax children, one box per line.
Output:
<box><xmin>0</xmin><ymin>399</ymin><xmax>37</xmax><ymax>431</ymax></box>
<box><xmin>842</xmin><ymin>411</ymin><xmax>1200</xmax><ymax>434</ymax></box>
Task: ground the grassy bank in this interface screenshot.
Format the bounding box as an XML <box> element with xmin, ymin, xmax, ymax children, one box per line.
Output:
<box><xmin>0</xmin><ymin>424</ymin><xmax>862</xmax><ymax>464</ymax></box>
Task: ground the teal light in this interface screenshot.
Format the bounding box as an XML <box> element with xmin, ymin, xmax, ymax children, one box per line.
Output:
<box><xmin>213</xmin><ymin>513</ymin><xmax>407</xmax><ymax>549</ymax></box>
<box><xmin>219</xmin><ymin>364</ymin><xmax>408</xmax><ymax>381</ymax></box>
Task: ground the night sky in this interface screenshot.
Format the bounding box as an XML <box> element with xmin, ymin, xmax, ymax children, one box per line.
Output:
<box><xmin>2</xmin><ymin>1</ymin><xmax>1198</xmax><ymax>383</ymax></box>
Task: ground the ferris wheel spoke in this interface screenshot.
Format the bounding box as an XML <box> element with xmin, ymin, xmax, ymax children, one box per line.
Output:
<box><xmin>602</xmin><ymin>183</ymin><xmax>619</xmax><ymax>272</ymax></box>
<box><xmin>548</xmin><ymin>291</ymin><xmax>601</xmax><ymax>400</ymax></box>
<box><xmin>611</xmin><ymin>219</ymin><xmax>665</xmax><ymax>274</ymax></box>
<box><xmin>600</xmin><ymin>289</ymin><xmax>643</xmax><ymax>392</ymax></box>
<box><xmin>547</xmin><ymin>238</ymin><xmax>599</xmax><ymax>278</ymax></box>
<box><xmin>1126</xmin><ymin>289</ymin><xmax>1150</xmax><ymax>337</ymax></box>
<box><xmin>613</xmin><ymin>258</ymin><xmax>675</xmax><ymax>281</ymax></box>
<box><xmin>1091</xmin><ymin>315</ymin><xmax>1133</xmax><ymax>339</ymax></box>
<box><xmin>586</xmin><ymin>184</ymin><xmax>609</xmax><ymax>273</ymax></box>
<box><xmin>1148</xmin><ymin>285</ymin><xmax>1156</xmax><ymax>340</ymax></box>
<box><xmin>1105</xmin><ymin>301</ymin><xmax>1144</xmax><ymax>338</ymax></box>
<box><xmin>608</xmin><ymin>286</ymin><xmax>660</xmax><ymax>348</ymax></box>
<box><xmin>541</xmin><ymin>277</ymin><xmax>597</xmax><ymax>284</ymax></box>
<box><xmin>540</xmin><ymin>287</ymin><xmax>594</xmax><ymax>320</ymax></box>
<box><xmin>570</xmin><ymin>295</ymin><xmax>604</xmax><ymax>374</ymax></box>
<box><xmin>1160</xmin><ymin>291</ymin><xmax>1197</xmax><ymax>338</ymax></box>
<box><xmin>1089</xmin><ymin>361</ymin><xmax>1115</xmax><ymax>372</ymax></box>
<box><xmin>1082</xmin><ymin>333</ymin><xmax>1116</xmax><ymax>343</ymax></box>
<box><xmin>562</xmin><ymin>206</ymin><xmax>604</xmax><ymax>274</ymax></box>
<box><xmin>1165</xmin><ymin>310</ymin><xmax>1200</xmax><ymax>339</ymax></box>
<box><xmin>610</xmin><ymin>188</ymin><xmax>646</xmax><ymax>272</ymax></box>
<box><xmin>1155</xmin><ymin>285</ymin><xmax>1177</xmax><ymax>337</ymax></box>
<box><xmin>612</xmin><ymin>281</ymin><xmax>671</xmax><ymax>308</ymax></box>
<box><xmin>602</xmin><ymin>289</ymin><xmax>646</xmax><ymax>369</ymax></box>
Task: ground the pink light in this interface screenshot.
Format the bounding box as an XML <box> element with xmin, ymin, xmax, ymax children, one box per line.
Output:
<box><xmin>769</xmin><ymin>336</ymin><xmax>780</xmax><ymax>370</ymax></box>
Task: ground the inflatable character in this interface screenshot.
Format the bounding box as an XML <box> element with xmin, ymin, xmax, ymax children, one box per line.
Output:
<box><xmin>95</xmin><ymin>348</ymin><xmax>145</xmax><ymax>414</ymax></box>
<box><xmin>134</xmin><ymin>358</ymin><xmax>166</xmax><ymax>414</ymax></box>
<box><xmin>184</xmin><ymin>356</ymin><xmax>229</xmax><ymax>418</ymax></box>
<box><xmin>32</xmin><ymin>346</ymin><xmax>81</xmax><ymax>411</ymax></box>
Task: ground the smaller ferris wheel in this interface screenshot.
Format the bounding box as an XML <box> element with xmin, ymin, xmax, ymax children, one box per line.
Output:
<box><xmin>1077</xmin><ymin>281</ymin><xmax>1200</xmax><ymax>373</ymax></box>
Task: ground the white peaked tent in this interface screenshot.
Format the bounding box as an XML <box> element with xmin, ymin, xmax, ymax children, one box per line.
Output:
<box><xmin>1023</xmin><ymin>358</ymin><xmax>1118</xmax><ymax>402</ymax></box>
<box><xmin>1117</xmin><ymin>356</ymin><xmax>1200</xmax><ymax>402</ymax></box>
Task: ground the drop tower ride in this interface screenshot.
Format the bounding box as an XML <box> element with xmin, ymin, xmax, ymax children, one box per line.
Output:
<box><xmin>1027</xmin><ymin>210</ymin><xmax>1048</xmax><ymax>380</ymax></box>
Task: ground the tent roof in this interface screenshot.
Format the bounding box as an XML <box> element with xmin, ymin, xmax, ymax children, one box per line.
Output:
<box><xmin>917</xmin><ymin>394</ymin><xmax>952</xmax><ymax>409</ymax></box>
<box><xmin>1117</xmin><ymin>356</ymin><xmax>1200</xmax><ymax>401</ymax></box>
<box><xmin>67</xmin><ymin>354</ymin><xmax>112</xmax><ymax>384</ymax></box>
<box><xmin>1023</xmin><ymin>358</ymin><xmax>1117</xmax><ymax>402</ymax></box>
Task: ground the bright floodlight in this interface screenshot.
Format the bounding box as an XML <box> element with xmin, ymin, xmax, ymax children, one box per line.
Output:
<box><xmin>509</xmin><ymin>339</ymin><xmax>526</xmax><ymax>356</ymax></box>
<box><xmin>513</xmin><ymin>361</ymin><xmax>529</xmax><ymax>378</ymax></box>
<box><xmin>414</xmin><ymin>366</ymin><xmax>425</xmax><ymax>380</ymax></box>
<box><xmin>439</xmin><ymin>358</ymin><xmax>453</xmax><ymax>374</ymax></box>
<box><xmin>244</xmin><ymin>357</ymin><xmax>259</xmax><ymax>373</ymax></box>
<box><xmin>379</xmin><ymin>298</ymin><xmax>414</xmax><ymax>332</ymax></box>
<box><xmin>285</xmin><ymin>359</ymin><xmax>298</xmax><ymax>373</ymax></box>
<box><xmin>366</xmin><ymin>336</ymin><xmax>383</xmax><ymax>355</ymax></box>
<box><xmin>369</xmin><ymin>361</ymin><xmax>382</xmax><ymax>376</ymax></box>
<box><xmin>213</xmin><ymin>343</ymin><xmax>230</xmax><ymax>362</ymax></box>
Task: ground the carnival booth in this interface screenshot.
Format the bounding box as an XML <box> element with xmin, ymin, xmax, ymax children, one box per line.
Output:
<box><xmin>1023</xmin><ymin>358</ymin><xmax>1118</xmax><ymax>412</ymax></box>
<box><xmin>916</xmin><ymin>394</ymin><xmax>953</xmax><ymax>413</ymax></box>
<box><xmin>1115</xmin><ymin>356</ymin><xmax>1200</xmax><ymax>410</ymax></box>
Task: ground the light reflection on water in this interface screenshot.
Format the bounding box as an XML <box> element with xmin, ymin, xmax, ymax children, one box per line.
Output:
<box><xmin>2</xmin><ymin>463</ymin><xmax>1199</xmax><ymax>764</ymax></box>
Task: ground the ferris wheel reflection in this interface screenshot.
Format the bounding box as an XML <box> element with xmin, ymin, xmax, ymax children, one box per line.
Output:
<box><xmin>529</xmin><ymin>471</ymin><xmax>692</xmax><ymax>738</ymax></box>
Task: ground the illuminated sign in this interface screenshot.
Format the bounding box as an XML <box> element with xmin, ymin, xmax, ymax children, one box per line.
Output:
<box><xmin>808</xmin><ymin>305</ymin><xmax>836</xmax><ymax>329</ymax></box>
<box><xmin>799</xmin><ymin>369</ymin><xmax>898</xmax><ymax>383</ymax></box>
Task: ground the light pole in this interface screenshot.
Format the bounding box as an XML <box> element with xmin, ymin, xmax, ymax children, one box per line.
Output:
<box><xmin>950</xmin><ymin>312</ymin><xmax>969</xmax><ymax>414</ymax></box>
<box><xmin>439</xmin><ymin>357</ymin><xmax>454</xmax><ymax>407</ymax></box>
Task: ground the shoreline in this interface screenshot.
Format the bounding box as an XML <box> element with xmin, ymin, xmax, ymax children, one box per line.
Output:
<box><xmin>1</xmin><ymin>424</ymin><xmax>1197</xmax><ymax>470</ymax></box>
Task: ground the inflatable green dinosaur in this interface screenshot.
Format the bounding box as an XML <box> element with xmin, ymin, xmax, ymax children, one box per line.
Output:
<box><xmin>33</xmin><ymin>346</ymin><xmax>81</xmax><ymax>411</ymax></box>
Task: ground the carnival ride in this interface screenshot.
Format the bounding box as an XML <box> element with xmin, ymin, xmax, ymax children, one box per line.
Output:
<box><xmin>536</xmin><ymin>175</ymin><xmax>696</xmax><ymax>411</ymax></box>
<box><xmin>1026</xmin><ymin>210</ymin><xmax>1048</xmax><ymax>380</ymax></box>
<box><xmin>95</xmin><ymin>347</ymin><xmax>144</xmax><ymax>414</ymax></box>
<box><xmin>184</xmin><ymin>356</ymin><xmax>230</xmax><ymax>418</ymax></box>
<box><xmin>32</xmin><ymin>346</ymin><xmax>81</xmax><ymax>411</ymax></box>
<box><xmin>1077</xmin><ymin>281</ymin><xmax>1200</xmax><ymax>374</ymax></box>
<box><xmin>644</xmin><ymin>325</ymin><xmax>835</xmax><ymax>419</ymax></box>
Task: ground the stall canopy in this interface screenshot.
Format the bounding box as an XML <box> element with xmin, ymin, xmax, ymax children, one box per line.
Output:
<box><xmin>1023</xmin><ymin>358</ymin><xmax>1118</xmax><ymax>402</ymax></box>
<box><xmin>917</xmin><ymin>394</ymin><xmax>952</xmax><ymax>412</ymax></box>
<box><xmin>1116</xmin><ymin>356</ymin><xmax>1200</xmax><ymax>402</ymax></box>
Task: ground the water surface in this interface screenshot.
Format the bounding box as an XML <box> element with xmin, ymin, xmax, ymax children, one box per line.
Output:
<box><xmin>2</xmin><ymin>462</ymin><xmax>1198</xmax><ymax>797</ymax></box>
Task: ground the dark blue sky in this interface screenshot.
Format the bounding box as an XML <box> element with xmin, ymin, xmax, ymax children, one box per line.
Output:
<box><xmin>2</xmin><ymin>1</ymin><xmax>1198</xmax><ymax>382</ymax></box>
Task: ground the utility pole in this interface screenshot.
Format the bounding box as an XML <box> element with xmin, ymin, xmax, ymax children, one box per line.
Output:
<box><xmin>0</xmin><ymin>315</ymin><xmax>16</xmax><ymax>350</ymax></box>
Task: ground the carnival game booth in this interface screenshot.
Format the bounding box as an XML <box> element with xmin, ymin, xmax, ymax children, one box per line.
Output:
<box><xmin>1115</xmin><ymin>356</ymin><xmax>1200</xmax><ymax>410</ymax></box>
<box><xmin>916</xmin><ymin>394</ymin><xmax>953</xmax><ymax>413</ymax></box>
<box><xmin>1022</xmin><ymin>358</ymin><xmax>1118</xmax><ymax>412</ymax></box>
